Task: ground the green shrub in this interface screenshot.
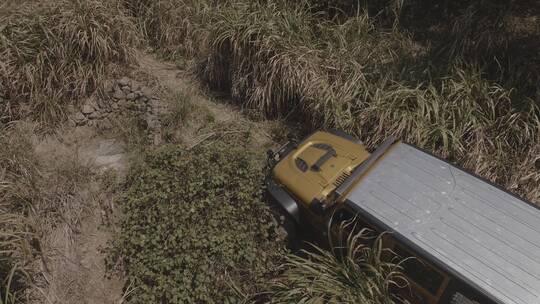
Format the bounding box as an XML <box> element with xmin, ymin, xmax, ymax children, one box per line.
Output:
<box><xmin>110</xmin><ymin>133</ymin><xmax>285</xmax><ymax>303</ymax></box>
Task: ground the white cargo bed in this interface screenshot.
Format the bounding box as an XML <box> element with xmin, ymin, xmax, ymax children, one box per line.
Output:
<box><xmin>345</xmin><ymin>142</ymin><xmax>540</xmax><ymax>304</ymax></box>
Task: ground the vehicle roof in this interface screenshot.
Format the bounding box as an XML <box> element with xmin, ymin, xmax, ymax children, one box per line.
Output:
<box><xmin>345</xmin><ymin>142</ymin><xmax>540</xmax><ymax>304</ymax></box>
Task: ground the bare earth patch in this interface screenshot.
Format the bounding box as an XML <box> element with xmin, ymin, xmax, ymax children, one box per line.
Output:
<box><xmin>31</xmin><ymin>126</ymin><xmax>126</xmax><ymax>304</ymax></box>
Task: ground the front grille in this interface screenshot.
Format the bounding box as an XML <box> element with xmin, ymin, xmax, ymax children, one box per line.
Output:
<box><xmin>333</xmin><ymin>171</ymin><xmax>351</xmax><ymax>188</ymax></box>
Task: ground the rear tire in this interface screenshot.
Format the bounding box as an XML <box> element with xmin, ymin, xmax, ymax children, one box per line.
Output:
<box><xmin>265</xmin><ymin>193</ymin><xmax>301</xmax><ymax>250</ymax></box>
<box><xmin>271</xmin><ymin>204</ymin><xmax>300</xmax><ymax>250</ymax></box>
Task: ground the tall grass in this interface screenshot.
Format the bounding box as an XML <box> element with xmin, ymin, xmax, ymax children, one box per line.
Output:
<box><xmin>123</xmin><ymin>0</ymin><xmax>211</xmax><ymax>59</ymax></box>
<box><xmin>0</xmin><ymin>0</ymin><xmax>139</xmax><ymax>124</ymax></box>
<box><xmin>0</xmin><ymin>125</ymin><xmax>39</xmax><ymax>304</ymax></box>
<box><xmin>267</xmin><ymin>230</ymin><xmax>404</xmax><ymax>304</ymax></box>
<box><xmin>122</xmin><ymin>1</ymin><xmax>539</xmax><ymax>200</ymax></box>
<box><xmin>195</xmin><ymin>0</ymin><xmax>539</xmax><ymax>203</ymax></box>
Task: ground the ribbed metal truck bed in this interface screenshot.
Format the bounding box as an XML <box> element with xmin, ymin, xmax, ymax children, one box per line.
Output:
<box><xmin>345</xmin><ymin>143</ymin><xmax>540</xmax><ymax>304</ymax></box>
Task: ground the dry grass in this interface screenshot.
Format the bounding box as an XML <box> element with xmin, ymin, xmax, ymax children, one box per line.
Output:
<box><xmin>157</xmin><ymin>0</ymin><xmax>539</xmax><ymax>203</ymax></box>
<box><xmin>119</xmin><ymin>0</ymin><xmax>540</xmax><ymax>203</ymax></box>
<box><xmin>267</xmin><ymin>229</ymin><xmax>405</xmax><ymax>304</ymax></box>
<box><xmin>0</xmin><ymin>123</ymin><xmax>94</xmax><ymax>303</ymax></box>
<box><xmin>123</xmin><ymin>0</ymin><xmax>211</xmax><ymax>59</ymax></box>
<box><xmin>0</xmin><ymin>0</ymin><xmax>139</xmax><ymax>124</ymax></box>
<box><xmin>0</xmin><ymin>124</ymin><xmax>39</xmax><ymax>304</ymax></box>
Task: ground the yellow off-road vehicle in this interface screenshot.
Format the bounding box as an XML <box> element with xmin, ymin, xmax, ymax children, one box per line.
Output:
<box><xmin>266</xmin><ymin>130</ymin><xmax>540</xmax><ymax>304</ymax></box>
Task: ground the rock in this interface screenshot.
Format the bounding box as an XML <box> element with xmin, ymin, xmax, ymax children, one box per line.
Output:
<box><xmin>88</xmin><ymin>111</ymin><xmax>102</xmax><ymax>120</ymax></box>
<box><xmin>147</xmin><ymin>99</ymin><xmax>164</xmax><ymax>114</ymax></box>
<box><xmin>95</xmin><ymin>154</ymin><xmax>124</xmax><ymax>167</ymax></box>
<box><xmin>112</xmin><ymin>103</ymin><xmax>119</xmax><ymax>110</ymax></box>
<box><xmin>146</xmin><ymin>119</ymin><xmax>159</xmax><ymax>129</ymax></box>
<box><xmin>67</xmin><ymin>119</ymin><xmax>77</xmax><ymax>128</ymax></box>
<box><xmin>148</xmin><ymin>99</ymin><xmax>160</xmax><ymax>108</ymax></box>
<box><xmin>118</xmin><ymin>77</ymin><xmax>130</xmax><ymax>86</ymax></box>
<box><xmin>67</xmin><ymin>104</ymin><xmax>75</xmax><ymax>113</ymax></box>
<box><xmin>152</xmin><ymin>133</ymin><xmax>162</xmax><ymax>146</ymax></box>
<box><xmin>97</xmin><ymin>118</ymin><xmax>113</xmax><ymax>130</ymax></box>
<box><xmin>113</xmin><ymin>89</ymin><xmax>126</xmax><ymax>100</ymax></box>
<box><xmin>141</xmin><ymin>86</ymin><xmax>153</xmax><ymax>98</ymax></box>
<box><xmin>103</xmin><ymin>80</ymin><xmax>115</xmax><ymax>93</ymax></box>
<box><xmin>136</xmin><ymin>103</ymin><xmax>146</xmax><ymax>112</ymax></box>
<box><xmin>131</xmin><ymin>80</ymin><xmax>142</xmax><ymax>91</ymax></box>
<box><xmin>112</xmin><ymin>83</ymin><xmax>122</xmax><ymax>93</ymax></box>
<box><xmin>117</xmin><ymin>99</ymin><xmax>128</xmax><ymax>108</ymax></box>
<box><xmin>121</xmin><ymin>86</ymin><xmax>131</xmax><ymax>94</ymax></box>
<box><xmin>74</xmin><ymin>111</ymin><xmax>86</xmax><ymax>120</ymax></box>
<box><xmin>126</xmin><ymin>93</ymin><xmax>136</xmax><ymax>101</ymax></box>
<box><xmin>82</xmin><ymin>104</ymin><xmax>95</xmax><ymax>115</ymax></box>
<box><xmin>74</xmin><ymin>112</ymin><xmax>87</xmax><ymax>125</ymax></box>
<box><xmin>97</xmin><ymin>98</ymin><xmax>109</xmax><ymax>108</ymax></box>
<box><xmin>134</xmin><ymin>90</ymin><xmax>143</xmax><ymax>97</ymax></box>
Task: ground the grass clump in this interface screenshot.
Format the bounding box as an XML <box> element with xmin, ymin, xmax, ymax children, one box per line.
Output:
<box><xmin>123</xmin><ymin>0</ymin><xmax>211</xmax><ymax>59</ymax></box>
<box><xmin>109</xmin><ymin>131</ymin><xmax>285</xmax><ymax>303</ymax></box>
<box><xmin>267</xmin><ymin>234</ymin><xmax>403</xmax><ymax>304</ymax></box>
<box><xmin>0</xmin><ymin>0</ymin><xmax>139</xmax><ymax>124</ymax></box>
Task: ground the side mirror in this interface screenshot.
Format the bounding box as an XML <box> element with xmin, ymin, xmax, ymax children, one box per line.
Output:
<box><xmin>266</xmin><ymin>149</ymin><xmax>277</xmax><ymax>169</ymax></box>
<box><xmin>266</xmin><ymin>149</ymin><xmax>275</xmax><ymax>160</ymax></box>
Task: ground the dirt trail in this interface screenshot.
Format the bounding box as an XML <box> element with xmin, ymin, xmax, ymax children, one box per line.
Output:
<box><xmin>32</xmin><ymin>52</ymin><xmax>275</xmax><ymax>304</ymax></box>
<box><xmin>32</xmin><ymin>127</ymin><xmax>126</xmax><ymax>304</ymax></box>
<box><xmin>135</xmin><ymin>53</ymin><xmax>238</xmax><ymax>123</ymax></box>
<box><xmin>135</xmin><ymin>52</ymin><xmax>275</xmax><ymax>146</ymax></box>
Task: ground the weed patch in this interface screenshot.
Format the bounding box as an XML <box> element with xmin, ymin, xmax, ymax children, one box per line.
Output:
<box><xmin>109</xmin><ymin>132</ymin><xmax>285</xmax><ymax>303</ymax></box>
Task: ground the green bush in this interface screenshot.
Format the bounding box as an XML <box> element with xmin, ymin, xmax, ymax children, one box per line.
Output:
<box><xmin>110</xmin><ymin>133</ymin><xmax>285</xmax><ymax>303</ymax></box>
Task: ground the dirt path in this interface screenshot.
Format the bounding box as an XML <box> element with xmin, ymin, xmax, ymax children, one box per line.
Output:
<box><xmin>136</xmin><ymin>53</ymin><xmax>278</xmax><ymax>147</ymax></box>
<box><xmin>31</xmin><ymin>52</ymin><xmax>276</xmax><ymax>304</ymax></box>
<box><xmin>32</xmin><ymin>127</ymin><xmax>126</xmax><ymax>304</ymax></box>
<box><xmin>135</xmin><ymin>53</ymin><xmax>238</xmax><ymax>123</ymax></box>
